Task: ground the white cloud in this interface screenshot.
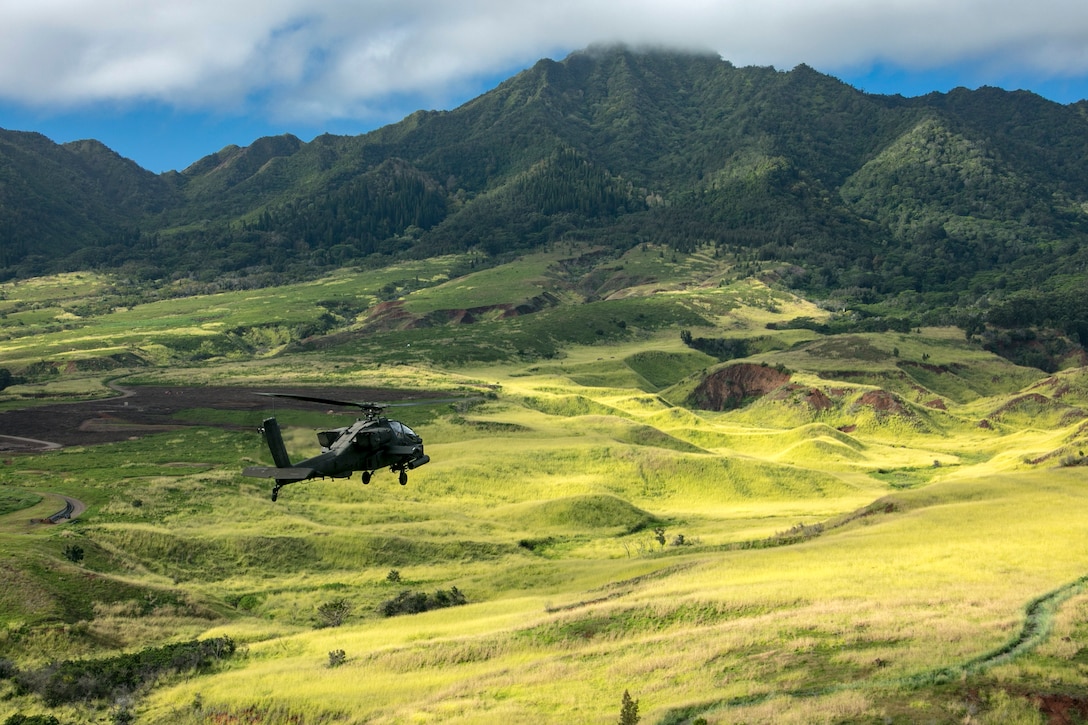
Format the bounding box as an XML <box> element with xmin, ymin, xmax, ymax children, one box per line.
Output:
<box><xmin>1</xmin><ymin>0</ymin><xmax>1086</xmax><ymax>120</ymax></box>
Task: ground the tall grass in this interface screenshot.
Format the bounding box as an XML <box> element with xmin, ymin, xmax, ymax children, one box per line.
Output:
<box><xmin>3</xmin><ymin>266</ymin><xmax>1088</xmax><ymax>723</ymax></box>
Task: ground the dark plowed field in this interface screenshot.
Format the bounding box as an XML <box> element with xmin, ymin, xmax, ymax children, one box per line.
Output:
<box><xmin>0</xmin><ymin>386</ymin><xmax>439</xmax><ymax>451</ymax></box>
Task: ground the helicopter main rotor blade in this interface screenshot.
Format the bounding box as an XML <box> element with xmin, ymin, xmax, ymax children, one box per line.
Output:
<box><xmin>257</xmin><ymin>393</ymin><xmax>482</xmax><ymax>410</ymax></box>
<box><xmin>256</xmin><ymin>392</ymin><xmax>380</xmax><ymax>411</ymax></box>
<box><xmin>382</xmin><ymin>397</ymin><xmax>484</xmax><ymax>408</ymax></box>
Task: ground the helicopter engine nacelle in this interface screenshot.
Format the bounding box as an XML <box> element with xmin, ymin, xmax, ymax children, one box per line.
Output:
<box><xmin>317</xmin><ymin>428</ymin><xmax>347</xmax><ymax>448</ymax></box>
<box><xmin>353</xmin><ymin>428</ymin><xmax>392</xmax><ymax>450</ymax></box>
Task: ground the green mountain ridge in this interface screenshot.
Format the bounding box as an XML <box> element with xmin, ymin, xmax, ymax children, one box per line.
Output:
<box><xmin>2</xmin><ymin>46</ymin><xmax>1088</xmax><ymax>317</ymax></box>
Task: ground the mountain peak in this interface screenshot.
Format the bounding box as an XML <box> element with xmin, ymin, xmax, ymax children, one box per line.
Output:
<box><xmin>1</xmin><ymin>47</ymin><xmax>1086</xmax><ymax>318</ymax></box>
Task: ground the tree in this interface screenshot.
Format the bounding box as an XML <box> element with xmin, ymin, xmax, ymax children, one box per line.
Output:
<box><xmin>316</xmin><ymin>598</ymin><xmax>351</xmax><ymax>628</ymax></box>
<box><xmin>618</xmin><ymin>689</ymin><xmax>640</xmax><ymax>725</ymax></box>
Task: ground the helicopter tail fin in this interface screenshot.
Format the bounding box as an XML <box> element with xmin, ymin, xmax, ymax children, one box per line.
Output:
<box><xmin>260</xmin><ymin>417</ymin><xmax>293</xmax><ymax>469</ymax></box>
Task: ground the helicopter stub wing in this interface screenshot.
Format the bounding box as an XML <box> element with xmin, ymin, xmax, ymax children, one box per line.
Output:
<box><xmin>242</xmin><ymin>466</ymin><xmax>316</xmax><ymax>481</ymax></box>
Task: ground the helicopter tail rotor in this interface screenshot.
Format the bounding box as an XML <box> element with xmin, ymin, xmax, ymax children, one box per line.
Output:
<box><xmin>259</xmin><ymin>417</ymin><xmax>293</xmax><ymax>469</ymax></box>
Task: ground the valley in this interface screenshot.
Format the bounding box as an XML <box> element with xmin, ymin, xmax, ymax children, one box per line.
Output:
<box><xmin>1</xmin><ymin>245</ymin><xmax>1087</xmax><ymax>723</ymax></box>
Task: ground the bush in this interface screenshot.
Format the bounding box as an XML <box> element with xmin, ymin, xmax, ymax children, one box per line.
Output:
<box><xmin>4</xmin><ymin>715</ymin><xmax>61</xmax><ymax>725</ymax></box>
<box><xmin>62</xmin><ymin>543</ymin><xmax>84</xmax><ymax>564</ymax></box>
<box><xmin>1060</xmin><ymin>453</ymin><xmax>1088</xmax><ymax>467</ymax></box>
<box><xmin>316</xmin><ymin>599</ymin><xmax>351</xmax><ymax>628</ymax></box>
<box><xmin>328</xmin><ymin>649</ymin><xmax>347</xmax><ymax>668</ymax></box>
<box><xmin>380</xmin><ymin>587</ymin><xmax>467</xmax><ymax>617</ymax></box>
<box><xmin>14</xmin><ymin>637</ymin><xmax>235</xmax><ymax>706</ymax></box>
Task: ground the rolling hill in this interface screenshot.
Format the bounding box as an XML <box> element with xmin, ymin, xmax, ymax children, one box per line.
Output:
<box><xmin>2</xmin><ymin>252</ymin><xmax>1088</xmax><ymax>722</ymax></box>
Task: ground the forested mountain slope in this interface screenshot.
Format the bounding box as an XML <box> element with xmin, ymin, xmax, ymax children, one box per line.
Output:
<box><xmin>2</xmin><ymin>45</ymin><xmax>1087</xmax><ymax>321</ymax></box>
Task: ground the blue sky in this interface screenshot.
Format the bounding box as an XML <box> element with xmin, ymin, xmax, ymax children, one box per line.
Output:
<box><xmin>1</xmin><ymin>0</ymin><xmax>1086</xmax><ymax>174</ymax></box>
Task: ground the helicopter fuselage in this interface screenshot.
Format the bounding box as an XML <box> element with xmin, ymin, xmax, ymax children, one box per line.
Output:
<box><xmin>243</xmin><ymin>413</ymin><xmax>429</xmax><ymax>500</ymax></box>
<box><xmin>302</xmin><ymin>416</ymin><xmax>426</xmax><ymax>477</ymax></box>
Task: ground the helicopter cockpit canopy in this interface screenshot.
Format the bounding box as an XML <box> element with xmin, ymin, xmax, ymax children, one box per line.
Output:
<box><xmin>389</xmin><ymin>420</ymin><xmax>420</xmax><ymax>441</ymax></box>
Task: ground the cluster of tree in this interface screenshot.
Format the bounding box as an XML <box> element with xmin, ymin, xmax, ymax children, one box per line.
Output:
<box><xmin>1</xmin><ymin>637</ymin><xmax>235</xmax><ymax>706</ymax></box>
<box><xmin>379</xmin><ymin>587</ymin><xmax>467</xmax><ymax>617</ymax></box>
<box><xmin>248</xmin><ymin>160</ymin><xmax>448</xmax><ymax>259</ymax></box>
<box><xmin>679</xmin><ymin>330</ymin><xmax>751</xmax><ymax>362</ymax></box>
<box><xmin>766</xmin><ymin>315</ymin><xmax>914</xmax><ymax>335</ymax></box>
<box><xmin>984</xmin><ymin>286</ymin><xmax>1088</xmax><ymax>345</ymax></box>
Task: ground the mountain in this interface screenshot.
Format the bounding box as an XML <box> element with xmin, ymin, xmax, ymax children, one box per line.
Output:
<box><xmin>2</xmin><ymin>45</ymin><xmax>1088</xmax><ymax>318</ymax></box>
<box><xmin>0</xmin><ymin>130</ymin><xmax>175</xmax><ymax>270</ymax></box>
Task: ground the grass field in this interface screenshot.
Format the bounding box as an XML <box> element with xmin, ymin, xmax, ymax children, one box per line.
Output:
<box><xmin>1</xmin><ymin>249</ymin><xmax>1086</xmax><ymax>724</ymax></box>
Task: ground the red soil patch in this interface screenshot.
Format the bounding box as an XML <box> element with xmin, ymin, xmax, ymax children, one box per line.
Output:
<box><xmin>855</xmin><ymin>389</ymin><xmax>907</xmax><ymax>415</ymax></box>
<box><xmin>804</xmin><ymin>388</ymin><xmax>834</xmax><ymax>411</ymax></box>
<box><xmin>690</xmin><ymin>363</ymin><xmax>790</xmax><ymax>411</ymax></box>
<box><xmin>992</xmin><ymin>392</ymin><xmax>1052</xmax><ymax>417</ymax></box>
<box><xmin>359</xmin><ymin>300</ymin><xmax>417</xmax><ymax>332</ymax></box>
<box><xmin>1033</xmin><ymin>692</ymin><xmax>1088</xmax><ymax>725</ymax></box>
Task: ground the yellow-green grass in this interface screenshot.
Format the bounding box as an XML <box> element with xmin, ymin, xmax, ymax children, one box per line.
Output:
<box><xmin>399</xmin><ymin>248</ymin><xmax>568</xmax><ymax>314</ymax></box>
<box><xmin>121</xmin><ymin>467</ymin><xmax>1088</xmax><ymax>725</ymax></box>
<box><xmin>0</xmin><ymin>260</ymin><xmax>468</xmax><ymax>370</ymax></box>
<box><xmin>4</xmin><ymin>271</ymin><xmax>1088</xmax><ymax>723</ymax></box>
<box><xmin>0</xmin><ymin>272</ymin><xmax>110</xmax><ymax>308</ymax></box>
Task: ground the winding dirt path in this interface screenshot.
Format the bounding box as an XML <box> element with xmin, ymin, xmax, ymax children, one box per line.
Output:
<box><xmin>0</xmin><ymin>434</ymin><xmax>62</xmax><ymax>451</ymax></box>
<box><xmin>49</xmin><ymin>495</ymin><xmax>86</xmax><ymax>523</ymax></box>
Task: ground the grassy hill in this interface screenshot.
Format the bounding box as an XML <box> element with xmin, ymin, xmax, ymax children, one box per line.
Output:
<box><xmin>1</xmin><ymin>251</ymin><xmax>1087</xmax><ymax>723</ymax></box>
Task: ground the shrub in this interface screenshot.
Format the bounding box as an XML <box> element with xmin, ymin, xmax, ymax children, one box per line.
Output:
<box><xmin>328</xmin><ymin>649</ymin><xmax>347</xmax><ymax>668</ymax></box>
<box><xmin>4</xmin><ymin>715</ymin><xmax>61</xmax><ymax>725</ymax></box>
<box><xmin>62</xmin><ymin>543</ymin><xmax>84</xmax><ymax>564</ymax></box>
<box><xmin>316</xmin><ymin>599</ymin><xmax>352</xmax><ymax>628</ymax></box>
<box><xmin>13</xmin><ymin>637</ymin><xmax>235</xmax><ymax>706</ymax></box>
<box><xmin>380</xmin><ymin>587</ymin><xmax>467</xmax><ymax>617</ymax></box>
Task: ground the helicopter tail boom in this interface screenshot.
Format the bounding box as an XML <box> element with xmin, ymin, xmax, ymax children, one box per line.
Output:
<box><xmin>242</xmin><ymin>466</ymin><xmax>315</xmax><ymax>481</ymax></box>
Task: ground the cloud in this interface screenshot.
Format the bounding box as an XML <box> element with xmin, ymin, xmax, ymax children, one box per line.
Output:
<box><xmin>1</xmin><ymin>0</ymin><xmax>1086</xmax><ymax>122</ymax></box>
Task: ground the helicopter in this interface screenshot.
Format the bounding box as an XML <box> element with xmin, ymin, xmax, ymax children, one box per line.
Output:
<box><xmin>243</xmin><ymin>392</ymin><xmax>434</xmax><ymax>501</ymax></box>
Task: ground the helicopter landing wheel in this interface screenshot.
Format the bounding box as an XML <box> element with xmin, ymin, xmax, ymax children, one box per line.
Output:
<box><xmin>362</xmin><ymin>471</ymin><xmax>372</xmax><ymax>485</ymax></box>
<box><xmin>399</xmin><ymin>469</ymin><xmax>408</xmax><ymax>486</ymax></box>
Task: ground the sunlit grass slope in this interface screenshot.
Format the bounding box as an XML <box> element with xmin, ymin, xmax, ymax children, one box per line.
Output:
<box><xmin>129</xmin><ymin>469</ymin><xmax>1088</xmax><ymax>725</ymax></box>
<box><xmin>1</xmin><ymin>251</ymin><xmax>1087</xmax><ymax>723</ymax></box>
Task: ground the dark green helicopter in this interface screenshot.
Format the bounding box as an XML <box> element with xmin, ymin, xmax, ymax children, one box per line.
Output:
<box><xmin>243</xmin><ymin>392</ymin><xmax>434</xmax><ymax>501</ymax></box>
